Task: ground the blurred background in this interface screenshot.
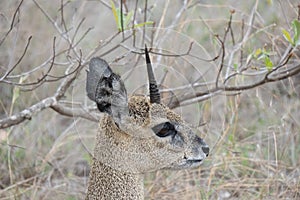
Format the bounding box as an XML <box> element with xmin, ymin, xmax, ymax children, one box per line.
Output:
<box><xmin>0</xmin><ymin>0</ymin><xmax>299</xmax><ymax>199</ymax></box>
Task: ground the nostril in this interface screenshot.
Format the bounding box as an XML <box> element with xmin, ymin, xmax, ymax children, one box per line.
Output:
<box><xmin>202</xmin><ymin>146</ymin><xmax>209</xmax><ymax>157</ymax></box>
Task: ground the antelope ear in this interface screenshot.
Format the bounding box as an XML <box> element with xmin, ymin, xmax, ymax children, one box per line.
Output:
<box><xmin>86</xmin><ymin>57</ymin><xmax>129</xmax><ymax>125</ymax></box>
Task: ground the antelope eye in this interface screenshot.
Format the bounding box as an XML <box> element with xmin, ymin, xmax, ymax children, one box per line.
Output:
<box><xmin>152</xmin><ymin>122</ymin><xmax>177</xmax><ymax>137</ymax></box>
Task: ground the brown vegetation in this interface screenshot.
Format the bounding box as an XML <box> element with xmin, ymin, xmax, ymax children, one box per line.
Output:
<box><xmin>0</xmin><ymin>0</ymin><xmax>299</xmax><ymax>199</ymax></box>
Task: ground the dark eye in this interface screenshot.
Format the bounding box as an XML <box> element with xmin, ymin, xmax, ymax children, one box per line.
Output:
<box><xmin>152</xmin><ymin>122</ymin><xmax>177</xmax><ymax>137</ymax></box>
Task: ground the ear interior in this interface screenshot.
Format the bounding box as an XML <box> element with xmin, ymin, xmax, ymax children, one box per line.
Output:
<box><xmin>86</xmin><ymin>57</ymin><xmax>129</xmax><ymax>126</ymax></box>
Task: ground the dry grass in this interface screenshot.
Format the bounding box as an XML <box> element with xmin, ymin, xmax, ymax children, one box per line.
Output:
<box><xmin>0</xmin><ymin>0</ymin><xmax>300</xmax><ymax>199</ymax></box>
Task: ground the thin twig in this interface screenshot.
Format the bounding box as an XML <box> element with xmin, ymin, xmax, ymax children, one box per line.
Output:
<box><xmin>60</xmin><ymin>0</ymin><xmax>68</xmax><ymax>35</ymax></box>
<box><xmin>142</xmin><ymin>0</ymin><xmax>148</xmax><ymax>44</ymax></box>
<box><xmin>0</xmin><ymin>36</ymin><xmax>32</xmax><ymax>81</ymax></box>
<box><xmin>0</xmin><ymin>0</ymin><xmax>24</xmax><ymax>46</ymax></box>
<box><xmin>69</xmin><ymin>17</ymin><xmax>86</xmax><ymax>55</ymax></box>
<box><xmin>215</xmin><ymin>35</ymin><xmax>225</xmax><ymax>89</ymax></box>
<box><xmin>239</xmin><ymin>18</ymin><xmax>245</xmax><ymax>69</ymax></box>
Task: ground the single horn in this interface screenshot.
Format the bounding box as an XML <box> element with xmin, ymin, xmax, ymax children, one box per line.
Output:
<box><xmin>145</xmin><ymin>45</ymin><xmax>161</xmax><ymax>104</ymax></box>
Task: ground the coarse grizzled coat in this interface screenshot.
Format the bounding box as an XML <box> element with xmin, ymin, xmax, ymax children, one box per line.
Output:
<box><xmin>85</xmin><ymin>47</ymin><xmax>209</xmax><ymax>200</ymax></box>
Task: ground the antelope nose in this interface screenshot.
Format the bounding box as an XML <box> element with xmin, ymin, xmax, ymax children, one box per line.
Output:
<box><xmin>202</xmin><ymin>146</ymin><xmax>209</xmax><ymax>157</ymax></box>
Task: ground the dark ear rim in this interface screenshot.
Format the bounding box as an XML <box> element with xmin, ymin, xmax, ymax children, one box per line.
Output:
<box><xmin>86</xmin><ymin>57</ymin><xmax>111</xmax><ymax>102</ymax></box>
<box><xmin>145</xmin><ymin>45</ymin><xmax>161</xmax><ymax>104</ymax></box>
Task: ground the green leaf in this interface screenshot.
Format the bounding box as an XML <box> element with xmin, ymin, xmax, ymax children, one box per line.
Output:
<box><xmin>254</xmin><ymin>48</ymin><xmax>262</xmax><ymax>58</ymax></box>
<box><xmin>116</xmin><ymin>8</ymin><xmax>122</xmax><ymax>30</ymax></box>
<box><xmin>264</xmin><ymin>56</ymin><xmax>273</xmax><ymax>71</ymax></box>
<box><xmin>266</xmin><ymin>0</ymin><xmax>273</xmax><ymax>5</ymax></box>
<box><xmin>11</xmin><ymin>76</ymin><xmax>27</xmax><ymax>106</ymax></box>
<box><xmin>292</xmin><ymin>19</ymin><xmax>300</xmax><ymax>46</ymax></box>
<box><xmin>228</xmin><ymin>133</ymin><xmax>235</xmax><ymax>143</ymax></box>
<box><xmin>233</xmin><ymin>63</ymin><xmax>238</xmax><ymax>71</ymax></box>
<box><xmin>282</xmin><ymin>28</ymin><xmax>293</xmax><ymax>45</ymax></box>
<box><xmin>12</xmin><ymin>86</ymin><xmax>20</xmax><ymax>106</ymax></box>
<box><xmin>134</xmin><ymin>21</ymin><xmax>154</xmax><ymax>28</ymax></box>
<box><xmin>111</xmin><ymin>1</ymin><xmax>120</xmax><ymax>30</ymax></box>
<box><xmin>110</xmin><ymin>0</ymin><xmax>154</xmax><ymax>31</ymax></box>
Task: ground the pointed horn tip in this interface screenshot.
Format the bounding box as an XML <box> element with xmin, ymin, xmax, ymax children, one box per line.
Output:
<box><xmin>144</xmin><ymin>45</ymin><xmax>151</xmax><ymax>64</ymax></box>
<box><xmin>144</xmin><ymin>44</ymin><xmax>161</xmax><ymax>104</ymax></box>
<box><xmin>144</xmin><ymin>44</ymin><xmax>149</xmax><ymax>53</ymax></box>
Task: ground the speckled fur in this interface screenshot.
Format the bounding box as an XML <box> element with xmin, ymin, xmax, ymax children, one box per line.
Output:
<box><xmin>86</xmin><ymin>96</ymin><xmax>208</xmax><ymax>200</ymax></box>
<box><xmin>86</xmin><ymin>158</ymin><xmax>143</xmax><ymax>200</ymax></box>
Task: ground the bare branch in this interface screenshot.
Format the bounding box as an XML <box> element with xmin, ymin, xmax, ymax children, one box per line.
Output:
<box><xmin>50</xmin><ymin>103</ymin><xmax>99</xmax><ymax>122</ymax></box>
<box><xmin>0</xmin><ymin>97</ymin><xmax>56</xmax><ymax>129</ymax></box>
<box><xmin>225</xmin><ymin>0</ymin><xmax>258</xmax><ymax>77</ymax></box>
<box><xmin>2</xmin><ymin>0</ymin><xmax>299</xmax><ymax>129</ymax></box>
<box><xmin>178</xmin><ymin>90</ymin><xmax>223</xmax><ymax>108</ymax></box>
<box><xmin>0</xmin><ymin>36</ymin><xmax>86</xmax><ymax>129</ymax></box>
<box><xmin>168</xmin><ymin>3</ymin><xmax>300</xmax><ymax>109</ymax></box>
<box><xmin>0</xmin><ymin>58</ymin><xmax>85</xmax><ymax>128</ymax></box>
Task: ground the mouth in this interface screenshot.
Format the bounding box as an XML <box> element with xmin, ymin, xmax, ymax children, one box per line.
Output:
<box><xmin>185</xmin><ymin>159</ymin><xmax>203</xmax><ymax>167</ymax></box>
<box><xmin>173</xmin><ymin>158</ymin><xmax>203</xmax><ymax>169</ymax></box>
<box><xmin>167</xmin><ymin>157</ymin><xmax>205</xmax><ymax>170</ymax></box>
<box><xmin>183</xmin><ymin>155</ymin><xmax>203</xmax><ymax>164</ymax></box>
<box><xmin>186</xmin><ymin>159</ymin><xmax>202</xmax><ymax>163</ymax></box>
